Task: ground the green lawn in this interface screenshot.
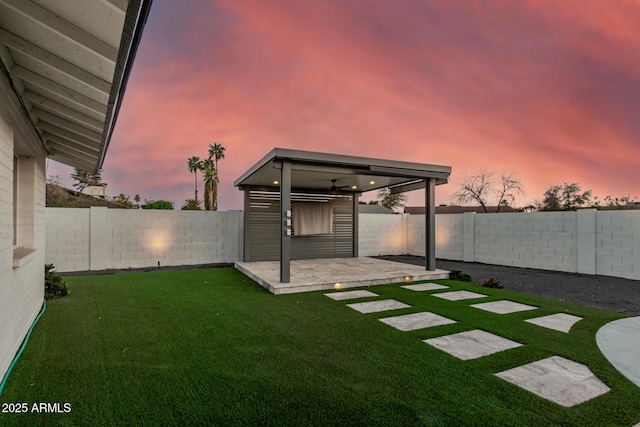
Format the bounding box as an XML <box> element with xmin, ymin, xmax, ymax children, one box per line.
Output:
<box><xmin>1</xmin><ymin>268</ymin><xmax>639</xmax><ymax>426</ymax></box>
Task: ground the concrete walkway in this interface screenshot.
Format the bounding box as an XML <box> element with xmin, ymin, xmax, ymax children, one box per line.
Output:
<box><xmin>596</xmin><ymin>317</ymin><xmax>640</xmax><ymax>388</ymax></box>
<box><xmin>384</xmin><ymin>255</ymin><xmax>640</xmax><ymax>392</ymax></box>
<box><xmin>325</xmin><ymin>285</ymin><xmax>613</xmax><ymax>408</ymax></box>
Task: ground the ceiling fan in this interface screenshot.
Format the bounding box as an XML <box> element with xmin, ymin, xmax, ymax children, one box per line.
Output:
<box><xmin>330</xmin><ymin>179</ymin><xmax>350</xmax><ymax>193</ymax></box>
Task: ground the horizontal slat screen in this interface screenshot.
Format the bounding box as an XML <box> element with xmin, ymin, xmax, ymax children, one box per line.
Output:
<box><xmin>246</xmin><ymin>191</ymin><xmax>354</xmax><ymax>262</ymax></box>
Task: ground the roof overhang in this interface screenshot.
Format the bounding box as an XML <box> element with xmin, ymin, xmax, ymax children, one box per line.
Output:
<box><xmin>0</xmin><ymin>0</ymin><xmax>152</xmax><ymax>172</ymax></box>
<box><xmin>234</xmin><ymin>148</ymin><xmax>451</xmax><ymax>194</ymax></box>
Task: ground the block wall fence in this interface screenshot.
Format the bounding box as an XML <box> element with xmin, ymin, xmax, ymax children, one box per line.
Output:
<box><xmin>46</xmin><ymin>207</ymin><xmax>243</xmax><ymax>272</ymax></box>
<box><xmin>45</xmin><ymin>208</ymin><xmax>640</xmax><ymax>281</ymax></box>
<box><xmin>359</xmin><ymin>210</ymin><xmax>639</xmax><ymax>280</ymax></box>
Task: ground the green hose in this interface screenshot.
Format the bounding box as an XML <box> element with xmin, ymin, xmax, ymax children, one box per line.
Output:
<box><xmin>0</xmin><ymin>299</ymin><xmax>46</xmax><ymax>396</ymax></box>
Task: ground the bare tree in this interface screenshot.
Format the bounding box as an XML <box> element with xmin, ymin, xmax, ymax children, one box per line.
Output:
<box><xmin>452</xmin><ymin>170</ymin><xmax>524</xmax><ymax>212</ymax></box>
<box><xmin>495</xmin><ymin>171</ymin><xmax>525</xmax><ymax>210</ymax></box>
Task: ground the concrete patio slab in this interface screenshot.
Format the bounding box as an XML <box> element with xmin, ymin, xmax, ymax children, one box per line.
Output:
<box><xmin>423</xmin><ymin>329</ymin><xmax>523</xmax><ymax>360</ymax></box>
<box><xmin>346</xmin><ymin>299</ymin><xmax>411</xmax><ymax>314</ymax></box>
<box><xmin>525</xmin><ymin>313</ymin><xmax>583</xmax><ymax>333</ymax></box>
<box><xmin>471</xmin><ymin>300</ymin><xmax>538</xmax><ymax>314</ymax></box>
<box><xmin>495</xmin><ymin>355</ymin><xmax>610</xmax><ymax>407</ymax></box>
<box><xmin>324</xmin><ymin>290</ymin><xmax>379</xmax><ymax>300</ymax></box>
<box><xmin>379</xmin><ymin>311</ymin><xmax>456</xmax><ymax>331</ymax></box>
<box><xmin>235</xmin><ymin>257</ymin><xmax>449</xmax><ymax>294</ymax></box>
<box><xmin>596</xmin><ymin>317</ymin><xmax>640</xmax><ymax>388</ymax></box>
<box><xmin>432</xmin><ymin>290</ymin><xmax>488</xmax><ymax>301</ymax></box>
<box><xmin>402</xmin><ymin>283</ymin><xmax>449</xmax><ymax>291</ymax></box>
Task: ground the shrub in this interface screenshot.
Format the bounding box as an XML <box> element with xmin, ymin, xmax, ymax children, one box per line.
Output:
<box><xmin>45</xmin><ymin>264</ymin><xmax>69</xmax><ymax>300</ymax></box>
<box><xmin>142</xmin><ymin>199</ymin><xmax>174</xmax><ymax>210</ymax></box>
<box><xmin>482</xmin><ymin>277</ymin><xmax>504</xmax><ymax>289</ymax></box>
<box><xmin>181</xmin><ymin>198</ymin><xmax>202</xmax><ymax>210</ymax></box>
<box><xmin>449</xmin><ymin>269</ymin><xmax>472</xmax><ymax>282</ymax></box>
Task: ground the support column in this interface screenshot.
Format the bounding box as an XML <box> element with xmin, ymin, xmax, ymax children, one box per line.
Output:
<box><xmin>89</xmin><ymin>206</ymin><xmax>108</xmax><ymax>271</ymax></box>
<box><xmin>243</xmin><ymin>189</ymin><xmax>250</xmax><ymax>261</ymax></box>
<box><xmin>576</xmin><ymin>209</ymin><xmax>596</xmax><ymax>275</ymax></box>
<box><xmin>352</xmin><ymin>193</ymin><xmax>359</xmax><ymax>257</ymax></box>
<box><xmin>462</xmin><ymin>212</ymin><xmax>476</xmax><ymax>262</ymax></box>
<box><xmin>425</xmin><ymin>178</ymin><xmax>435</xmax><ymax>270</ymax></box>
<box><xmin>280</xmin><ymin>161</ymin><xmax>291</xmax><ymax>283</ymax></box>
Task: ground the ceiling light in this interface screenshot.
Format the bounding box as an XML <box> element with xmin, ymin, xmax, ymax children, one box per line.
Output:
<box><xmin>352</xmin><ymin>185</ymin><xmax>357</xmax><ymax>189</ymax></box>
<box><xmin>273</xmin><ymin>181</ymin><xmax>279</xmax><ymax>185</ymax></box>
<box><xmin>369</xmin><ymin>181</ymin><xmax>375</xmax><ymax>185</ymax></box>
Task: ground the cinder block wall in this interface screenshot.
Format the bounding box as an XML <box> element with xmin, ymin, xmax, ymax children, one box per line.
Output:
<box><xmin>45</xmin><ymin>209</ymin><xmax>640</xmax><ymax>280</ymax></box>
<box><xmin>358</xmin><ymin>213</ymin><xmax>464</xmax><ymax>259</ymax></box>
<box><xmin>358</xmin><ymin>214</ymin><xmax>406</xmax><ymax>256</ymax></box>
<box><xmin>596</xmin><ymin>211</ymin><xmax>640</xmax><ymax>279</ymax></box>
<box><xmin>46</xmin><ymin>208</ymin><xmax>243</xmax><ymax>272</ymax></box>
<box><xmin>46</xmin><ymin>208</ymin><xmax>90</xmax><ymax>271</ymax></box>
<box><xmin>474</xmin><ymin>211</ymin><xmax>578</xmax><ymax>272</ymax></box>
<box><xmin>406</xmin><ymin>210</ymin><xmax>640</xmax><ymax>280</ymax></box>
<box><xmin>405</xmin><ymin>213</ymin><xmax>464</xmax><ymax>260</ymax></box>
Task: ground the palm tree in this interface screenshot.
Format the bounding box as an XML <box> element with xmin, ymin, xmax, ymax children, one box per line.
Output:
<box><xmin>201</xmin><ymin>158</ymin><xmax>216</xmax><ymax>211</ymax></box>
<box><xmin>187</xmin><ymin>156</ymin><xmax>202</xmax><ymax>202</ymax></box>
<box><xmin>181</xmin><ymin>198</ymin><xmax>202</xmax><ymax>210</ymax></box>
<box><xmin>207</xmin><ymin>143</ymin><xmax>225</xmax><ymax>211</ymax></box>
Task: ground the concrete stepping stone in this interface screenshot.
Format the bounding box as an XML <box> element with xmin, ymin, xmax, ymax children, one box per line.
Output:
<box><xmin>432</xmin><ymin>290</ymin><xmax>487</xmax><ymax>301</ymax></box>
<box><xmin>402</xmin><ymin>283</ymin><xmax>449</xmax><ymax>291</ymax></box>
<box><xmin>471</xmin><ymin>300</ymin><xmax>537</xmax><ymax>314</ymax></box>
<box><xmin>424</xmin><ymin>329</ymin><xmax>522</xmax><ymax>360</ymax></box>
<box><xmin>495</xmin><ymin>355</ymin><xmax>610</xmax><ymax>407</ymax></box>
<box><xmin>347</xmin><ymin>299</ymin><xmax>410</xmax><ymax>314</ymax></box>
<box><xmin>324</xmin><ymin>290</ymin><xmax>378</xmax><ymax>300</ymax></box>
<box><xmin>525</xmin><ymin>313</ymin><xmax>582</xmax><ymax>333</ymax></box>
<box><xmin>379</xmin><ymin>311</ymin><xmax>456</xmax><ymax>331</ymax></box>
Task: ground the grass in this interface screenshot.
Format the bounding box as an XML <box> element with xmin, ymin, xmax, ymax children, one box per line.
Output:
<box><xmin>1</xmin><ymin>268</ymin><xmax>639</xmax><ymax>426</ymax></box>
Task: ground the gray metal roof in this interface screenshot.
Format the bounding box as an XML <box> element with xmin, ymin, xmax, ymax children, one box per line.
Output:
<box><xmin>0</xmin><ymin>0</ymin><xmax>152</xmax><ymax>172</ymax></box>
<box><xmin>235</xmin><ymin>148</ymin><xmax>451</xmax><ymax>194</ymax></box>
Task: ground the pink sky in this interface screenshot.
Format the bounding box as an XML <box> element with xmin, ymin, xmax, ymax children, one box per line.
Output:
<box><xmin>48</xmin><ymin>0</ymin><xmax>640</xmax><ymax>210</ymax></box>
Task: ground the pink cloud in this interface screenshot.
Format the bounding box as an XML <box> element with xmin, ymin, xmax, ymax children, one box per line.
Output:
<box><xmin>88</xmin><ymin>0</ymin><xmax>640</xmax><ymax>210</ymax></box>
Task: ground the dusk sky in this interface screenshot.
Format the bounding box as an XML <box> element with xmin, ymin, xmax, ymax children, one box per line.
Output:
<box><xmin>48</xmin><ymin>0</ymin><xmax>640</xmax><ymax>210</ymax></box>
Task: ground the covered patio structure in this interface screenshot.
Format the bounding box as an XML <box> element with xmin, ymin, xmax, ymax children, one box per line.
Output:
<box><xmin>234</xmin><ymin>148</ymin><xmax>451</xmax><ymax>293</ymax></box>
